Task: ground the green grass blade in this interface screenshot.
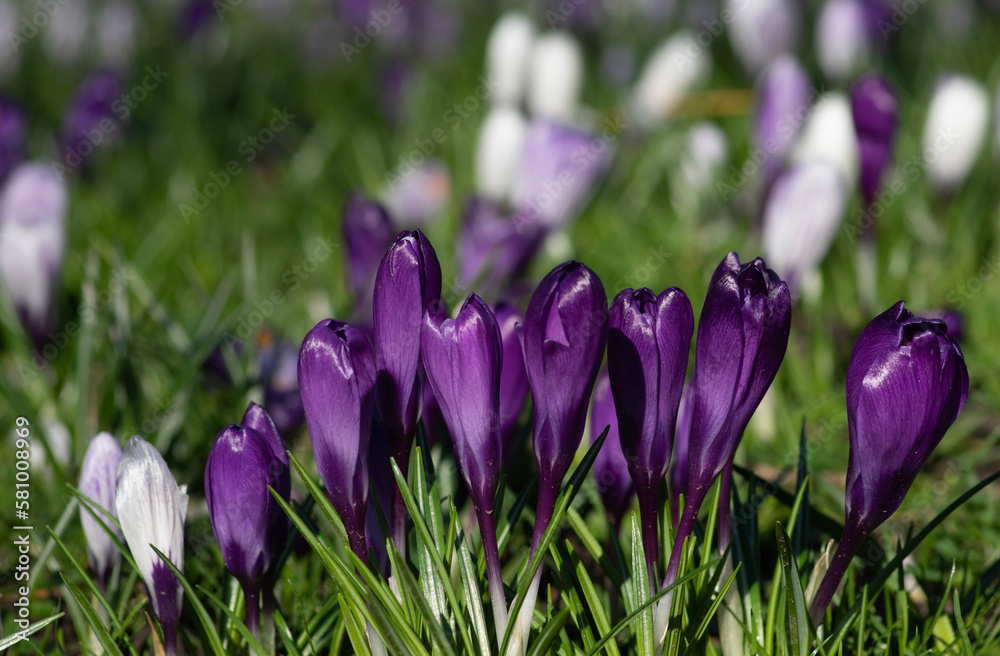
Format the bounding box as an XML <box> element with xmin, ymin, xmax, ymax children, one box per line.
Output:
<box><xmin>776</xmin><ymin>523</ymin><xmax>809</xmax><ymax>656</ymax></box>
<box><xmin>150</xmin><ymin>545</ymin><xmax>227</xmax><ymax>656</ymax></box>
<box><xmin>197</xmin><ymin>585</ymin><xmax>269</xmax><ymax>656</ymax></box>
<box><xmin>0</xmin><ymin>613</ymin><xmax>64</xmax><ymax>650</ymax></box>
<box><xmin>60</xmin><ymin>574</ymin><xmax>125</xmax><ymax>656</ymax></box>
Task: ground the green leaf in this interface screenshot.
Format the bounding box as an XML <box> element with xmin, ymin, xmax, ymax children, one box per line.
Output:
<box><xmin>631</xmin><ymin>514</ymin><xmax>654</xmax><ymax>656</ymax></box>
<box><xmin>525</xmin><ymin>607</ymin><xmax>572</xmax><ymax>656</ymax></box>
<box><xmin>0</xmin><ymin>613</ymin><xmax>64</xmax><ymax>650</ymax></box>
<box><xmin>60</xmin><ymin>574</ymin><xmax>125</xmax><ymax>656</ymax></box>
<box><xmin>775</xmin><ymin>523</ymin><xmax>809</xmax><ymax>656</ymax></box>
<box><xmin>455</xmin><ymin>514</ymin><xmax>493</xmax><ymax>656</ymax></box>
<box><xmin>197</xmin><ymin>585</ymin><xmax>269</xmax><ymax>655</ymax></box>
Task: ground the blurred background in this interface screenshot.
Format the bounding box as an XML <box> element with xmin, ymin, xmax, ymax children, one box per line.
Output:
<box><xmin>2</xmin><ymin>0</ymin><xmax>1000</xmax><ymax>646</ymax></box>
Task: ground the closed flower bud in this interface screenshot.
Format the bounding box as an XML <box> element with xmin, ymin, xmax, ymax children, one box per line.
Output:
<box><xmin>511</xmin><ymin>119</ymin><xmax>612</xmax><ymax>232</ymax></box>
<box><xmin>810</xmin><ymin>302</ymin><xmax>968</xmax><ymax>620</ymax></box>
<box><xmin>298</xmin><ymin>319</ymin><xmax>377</xmax><ymax>560</ymax></box>
<box><xmin>487</xmin><ymin>13</ymin><xmax>535</xmax><ymax>107</ymax></box>
<box><xmin>668</xmin><ymin>384</ymin><xmax>694</xmax><ymax>523</ymax></box>
<box><xmin>421</xmin><ymin>293</ymin><xmax>509</xmax><ymax>640</ymax></box>
<box><xmin>762</xmin><ymin>162</ymin><xmax>848</xmax><ymax>295</ymax></box>
<box><xmin>923</xmin><ymin>75</ymin><xmax>989</xmax><ymax>195</ymax></box>
<box><xmin>816</xmin><ymin>0</ymin><xmax>871</xmax><ymax>81</ymax></box>
<box><xmin>851</xmin><ymin>73</ymin><xmax>898</xmax><ymax>206</ymax></box>
<box><xmin>527</xmin><ymin>32</ymin><xmax>583</xmax><ymax>122</ymax></box>
<box><xmin>590</xmin><ymin>369</ymin><xmax>635</xmax><ymax>528</ymax></box>
<box><xmin>679</xmin><ymin>122</ymin><xmax>729</xmax><ymax>194</ymax></box>
<box><xmin>241</xmin><ymin>402</ymin><xmax>291</xmax><ymax>562</ymax></box>
<box><xmin>342</xmin><ymin>194</ymin><xmax>394</xmax><ymax>301</ymax></box>
<box><xmin>456</xmin><ymin>197</ymin><xmax>542</xmax><ymax>293</ymax></box>
<box><xmin>753</xmin><ymin>55</ymin><xmax>812</xmax><ymax>186</ymax></box>
<box><xmin>791</xmin><ymin>93</ymin><xmax>860</xmax><ymax>189</ymax></box>
<box><xmin>78</xmin><ymin>432</ymin><xmax>123</xmax><ymax>591</ymax></box>
<box><xmin>205</xmin><ymin>425</ymin><xmax>286</xmax><ymax>633</ymax></box>
<box><xmin>476</xmin><ymin>106</ymin><xmax>528</xmax><ymax>203</ymax></box>
<box><xmin>495</xmin><ymin>302</ymin><xmax>529</xmax><ymax>462</ymax></box>
<box><xmin>632</xmin><ymin>31</ymin><xmax>711</xmax><ymax>123</ymax></box>
<box><xmin>60</xmin><ymin>69</ymin><xmax>125</xmax><ymax>167</ymax></box>
<box><xmin>0</xmin><ymin>163</ymin><xmax>68</xmax><ymax>348</ymax></box>
<box><xmin>726</xmin><ymin>0</ymin><xmax>800</xmax><ymax>75</ymax></box>
<box><xmin>116</xmin><ymin>436</ymin><xmax>188</xmax><ymax>656</ymax></box>
<box><xmin>608</xmin><ymin>287</ymin><xmax>692</xmax><ymax>576</ymax></box>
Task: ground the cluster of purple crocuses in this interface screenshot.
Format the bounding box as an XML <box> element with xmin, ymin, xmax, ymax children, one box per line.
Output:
<box><xmin>76</xmin><ymin>232</ymin><xmax>968</xmax><ymax>655</ymax></box>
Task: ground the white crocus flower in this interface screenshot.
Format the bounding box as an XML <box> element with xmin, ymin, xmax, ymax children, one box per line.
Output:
<box><xmin>527</xmin><ymin>31</ymin><xmax>583</xmax><ymax>122</ymax></box>
<box><xmin>486</xmin><ymin>12</ymin><xmax>535</xmax><ymax>107</ymax></box>
<box><xmin>475</xmin><ymin>106</ymin><xmax>527</xmax><ymax>202</ymax></box>
<box><xmin>632</xmin><ymin>31</ymin><xmax>711</xmax><ymax>124</ymax></box>
<box><xmin>79</xmin><ymin>432</ymin><xmax>124</xmax><ymax>590</ymax></box>
<box><xmin>116</xmin><ymin>436</ymin><xmax>188</xmax><ymax>656</ymax></box>
<box><xmin>923</xmin><ymin>75</ymin><xmax>989</xmax><ymax>194</ymax></box>
<box><xmin>790</xmin><ymin>93</ymin><xmax>860</xmax><ymax>190</ymax></box>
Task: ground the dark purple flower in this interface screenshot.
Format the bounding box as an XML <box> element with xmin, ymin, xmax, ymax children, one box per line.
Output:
<box><xmin>379</xmin><ymin>59</ymin><xmax>414</xmax><ymax>126</ymax></box>
<box><xmin>590</xmin><ymin>368</ymin><xmax>635</xmax><ymax>528</ymax></box>
<box><xmin>851</xmin><ymin>73</ymin><xmax>898</xmax><ymax>206</ymax></box>
<box><xmin>421</xmin><ymin>293</ymin><xmax>508</xmax><ymax>638</ymax></box>
<box><xmin>242</xmin><ymin>402</ymin><xmax>291</xmax><ymax>560</ymax></box>
<box><xmin>495</xmin><ymin>302</ymin><xmax>529</xmax><ymax>462</ymax></box>
<box><xmin>205</xmin><ymin>424</ymin><xmax>285</xmax><ymax>634</ymax></box>
<box><xmin>0</xmin><ymin>98</ymin><xmax>26</xmax><ymax>185</ymax></box>
<box><xmin>753</xmin><ymin>55</ymin><xmax>813</xmax><ymax>187</ymax></box>
<box><xmin>365</xmin><ymin>415</ymin><xmax>393</xmax><ymax>577</ymax></box>
<box><xmin>298</xmin><ymin>319</ymin><xmax>377</xmax><ymax>560</ymax></box>
<box><xmin>511</xmin><ymin>119</ymin><xmax>613</xmax><ymax>233</ymax></box>
<box><xmin>685</xmin><ymin>254</ymin><xmax>791</xmax><ymax>500</ymax></box>
<box><xmin>668</xmin><ymin>384</ymin><xmax>693</xmax><ymax>523</ymax></box>
<box><xmin>521</xmin><ymin>261</ymin><xmax>608</xmax><ymax>544</ymax></box>
<box><xmin>456</xmin><ymin>197</ymin><xmax>542</xmax><ymax>294</ymax></box>
<box><xmin>810</xmin><ymin>302</ymin><xmax>968</xmax><ymax>620</ymax></box>
<box><xmin>343</xmin><ymin>194</ymin><xmax>395</xmax><ymax>301</ymax></box>
<box><xmin>60</xmin><ymin>69</ymin><xmax>124</xmax><ymax>169</ymax></box>
<box><xmin>607</xmin><ymin>286</ymin><xmax>692</xmax><ymax>575</ymax></box>
<box><xmin>421</xmin><ymin>380</ymin><xmax>444</xmax><ymax>443</ymax></box>
<box><xmin>922</xmin><ymin>309</ymin><xmax>964</xmax><ymax>342</ymax></box>
<box><xmin>178</xmin><ymin>0</ymin><xmax>216</xmax><ymax>38</ymax></box>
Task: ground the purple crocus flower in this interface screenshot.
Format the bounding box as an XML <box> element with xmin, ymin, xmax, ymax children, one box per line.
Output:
<box><xmin>590</xmin><ymin>368</ymin><xmax>635</xmax><ymax>530</ymax></box>
<box><xmin>0</xmin><ymin>163</ymin><xmax>68</xmax><ymax>350</ymax></box>
<box><xmin>607</xmin><ymin>287</ymin><xmax>692</xmax><ymax>581</ymax></box>
<box><xmin>298</xmin><ymin>319</ymin><xmax>377</xmax><ymax>561</ymax></box>
<box><xmin>922</xmin><ymin>309</ymin><xmax>964</xmax><ymax>342</ymax></box>
<box><xmin>205</xmin><ymin>424</ymin><xmax>286</xmax><ymax>636</ymax></box>
<box><xmin>421</xmin><ymin>293</ymin><xmax>508</xmax><ymax>641</ymax></box>
<box><xmin>850</xmin><ymin>73</ymin><xmax>898</xmax><ymax>207</ymax></box>
<box><xmin>810</xmin><ymin>302</ymin><xmax>968</xmax><ymax>620</ymax></box>
<box><xmin>658</xmin><ymin>253</ymin><xmax>790</xmax><ymax>641</ymax></box>
<box><xmin>514</xmin><ymin>261</ymin><xmax>607</xmax><ymax>651</ymax></box>
<box><xmin>816</xmin><ymin>0</ymin><xmax>872</xmax><ymax>82</ymax></box>
<box><xmin>342</xmin><ymin>194</ymin><xmax>395</xmax><ymax>302</ymax></box>
<box><xmin>365</xmin><ymin>415</ymin><xmax>393</xmax><ymax>577</ymax></box>
<box><xmin>0</xmin><ymin>98</ymin><xmax>25</xmax><ymax>185</ymax></box>
<box><xmin>510</xmin><ymin>119</ymin><xmax>612</xmax><ymax>234</ymax></box>
<box><xmin>241</xmin><ymin>401</ymin><xmax>291</xmax><ymax>561</ymax></box>
<box><xmin>178</xmin><ymin>0</ymin><xmax>216</xmax><ymax>38</ymax></box>
<box><xmin>753</xmin><ymin>55</ymin><xmax>813</xmax><ymax>188</ymax></box>
<box><xmin>78</xmin><ymin>432</ymin><xmax>124</xmax><ymax>591</ymax></box>
<box><xmin>115</xmin><ymin>436</ymin><xmax>188</xmax><ymax>656</ymax></box>
<box><xmin>373</xmin><ymin>230</ymin><xmax>442</xmax><ymax>553</ymax></box>
<box><xmin>495</xmin><ymin>301</ymin><xmax>529</xmax><ymax>462</ymax></box>
<box><xmin>60</xmin><ymin>69</ymin><xmax>124</xmax><ymax>171</ymax></box>
<box><xmin>668</xmin><ymin>385</ymin><xmax>694</xmax><ymax>524</ymax></box>
<box><xmin>456</xmin><ymin>197</ymin><xmax>543</xmax><ymax>295</ymax></box>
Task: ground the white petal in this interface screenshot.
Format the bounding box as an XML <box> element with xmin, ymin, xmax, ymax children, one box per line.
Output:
<box><xmin>475</xmin><ymin>106</ymin><xmax>527</xmax><ymax>202</ymax></box>
<box><xmin>632</xmin><ymin>31</ymin><xmax>711</xmax><ymax>123</ymax></box>
<box><xmin>527</xmin><ymin>32</ymin><xmax>583</xmax><ymax>122</ymax></box>
<box><xmin>790</xmin><ymin>93</ymin><xmax>859</xmax><ymax>189</ymax></box>
<box><xmin>486</xmin><ymin>13</ymin><xmax>535</xmax><ymax>107</ymax></box>
<box><xmin>923</xmin><ymin>75</ymin><xmax>989</xmax><ymax>193</ymax></box>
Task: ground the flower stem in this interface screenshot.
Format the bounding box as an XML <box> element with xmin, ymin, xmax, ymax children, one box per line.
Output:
<box><xmin>655</xmin><ymin>484</ymin><xmax>709</xmax><ymax>647</ymax></box>
<box><xmin>637</xmin><ymin>485</ymin><xmax>661</xmax><ymax>589</ymax></box>
<box><xmin>513</xmin><ymin>478</ymin><xmax>559</xmax><ymax>656</ymax></box>
<box><xmin>262</xmin><ymin>586</ymin><xmax>276</xmax><ymax>656</ymax></box>
<box><xmin>716</xmin><ymin>460</ymin><xmax>733</xmax><ymax>553</ymax></box>
<box><xmin>474</xmin><ymin>503</ymin><xmax>508</xmax><ymax>649</ymax></box>
<box><xmin>391</xmin><ymin>448</ymin><xmax>410</xmax><ymax>563</ymax></box>
<box><xmin>244</xmin><ymin>586</ymin><xmax>261</xmax><ymax>640</ymax></box>
<box><xmin>808</xmin><ymin>526</ymin><xmax>866</xmax><ymax>623</ymax></box>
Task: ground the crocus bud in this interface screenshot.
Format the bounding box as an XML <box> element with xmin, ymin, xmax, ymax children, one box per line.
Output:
<box><xmin>0</xmin><ymin>163</ymin><xmax>68</xmax><ymax>348</ymax></box>
<box><xmin>762</xmin><ymin>162</ymin><xmax>848</xmax><ymax>295</ymax></box>
<box><xmin>851</xmin><ymin>73</ymin><xmax>898</xmax><ymax>206</ymax></box>
<box><xmin>241</xmin><ymin>401</ymin><xmax>291</xmax><ymax>560</ymax></box>
<box><xmin>632</xmin><ymin>31</ymin><xmax>711</xmax><ymax>123</ymax></box>
<box><xmin>685</xmin><ymin>253</ymin><xmax>791</xmax><ymax>500</ymax></box>
<box><xmin>421</xmin><ymin>293</ymin><xmax>509</xmax><ymax>640</ymax></box>
<box><xmin>753</xmin><ymin>55</ymin><xmax>812</xmax><ymax>186</ymax></box>
<box><xmin>522</xmin><ymin>261</ymin><xmax>608</xmax><ymax>538</ymax></box>
<box><xmin>205</xmin><ymin>425</ymin><xmax>284</xmax><ymax>633</ymax></box>
<box><xmin>365</xmin><ymin>415</ymin><xmax>393</xmax><ymax>577</ymax></box>
<box><xmin>475</xmin><ymin>106</ymin><xmax>527</xmax><ymax>202</ymax></box>
<box><xmin>668</xmin><ymin>384</ymin><xmax>693</xmax><ymax>523</ymax></box>
<box><xmin>0</xmin><ymin>98</ymin><xmax>26</xmax><ymax>185</ymax></box>
<box><xmin>790</xmin><ymin>92</ymin><xmax>860</xmax><ymax>189</ymax></box>
<box><xmin>527</xmin><ymin>32</ymin><xmax>584</xmax><ymax>122</ymax></box>
<box><xmin>726</xmin><ymin>0</ymin><xmax>800</xmax><ymax>75</ymax></box>
<box><xmin>590</xmin><ymin>368</ymin><xmax>635</xmax><ymax>529</ymax></box>
<box><xmin>487</xmin><ymin>13</ymin><xmax>535</xmax><ymax>107</ymax></box>
<box><xmin>514</xmin><ymin>261</ymin><xmax>607</xmax><ymax>652</ymax></box>
<box><xmin>922</xmin><ymin>308</ymin><xmax>964</xmax><ymax>342</ymax></box>
<box><xmin>816</xmin><ymin>0</ymin><xmax>871</xmax><ymax>82</ymax></box>
<box><xmin>61</xmin><ymin>69</ymin><xmax>124</xmax><ymax>170</ymax></box>
<box><xmin>298</xmin><ymin>319</ymin><xmax>377</xmax><ymax>561</ymax></box>
<box><xmin>679</xmin><ymin>122</ymin><xmax>729</xmax><ymax>194</ymax></box>
<box><xmin>495</xmin><ymin>302</ymin><xmax>529</xmax><ymax>461</ymax></box>
<box><xmin>116</xmin><ymin>436</ymin><xmax>188</xmax><ymax>656</ymax></box>
<box><xmin>511</xmin><ymin>119</ymin><xmax>612</xmax><ymax>232</ymax></box>
<box><xmin>78</xmin><ymin>432</ymin><xmax>123</xmax><ymax>591</ymax></box>
<box><xmin>923</xmin><ymin>75</ymin><xmax>989</xmax><ymax>195</ymax></box>
<box><xmin>384</xmin><ymin>159</ymin><xmax>451</xmax><ymax>227</ymax></box>
<box><xmin>342</xmin><ymin>194</ymin><xmax>394</xmax><ymax>301</ymax></box>
<box><xmin>810</xmin><ymin>302</ymin><xmax>968</xmax><ymax>620</ymax></box>
<box><xmin>456</xmin><ymin>197</ymin><xmax>542</xmax><ymax>293</ymax></box>
<box><xmin>608</xmin><ymin>287</ymin><xmax>692</xmax><ymax>576</ymax></box>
